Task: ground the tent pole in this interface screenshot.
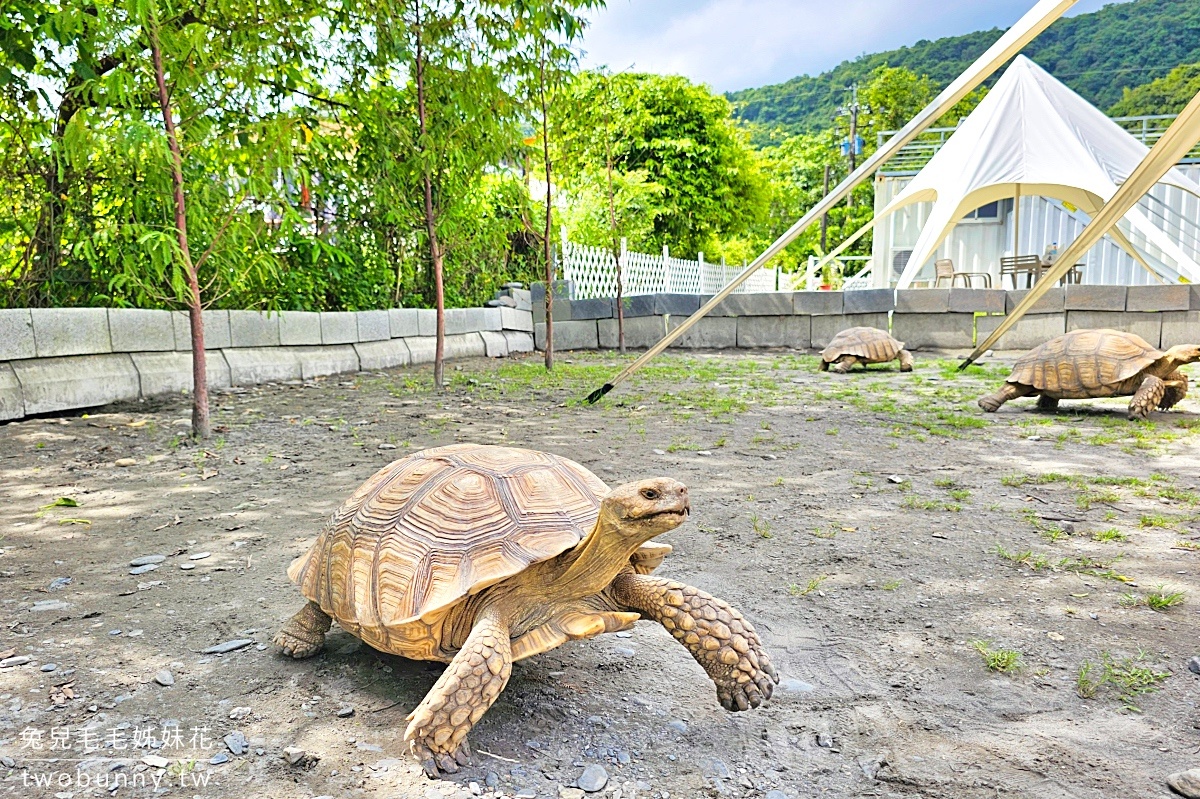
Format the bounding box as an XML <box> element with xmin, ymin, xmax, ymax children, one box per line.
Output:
<box><xmin>1014</xmin><ymin>184</ymin><xmax>1021</xmax><ymax>258</ymax></box>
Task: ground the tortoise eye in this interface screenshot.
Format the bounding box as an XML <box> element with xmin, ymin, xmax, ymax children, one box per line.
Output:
<box><xmin>641</xmin><ymin>488</ymin><xmax>659</xmax><ymax>500</ymax></box>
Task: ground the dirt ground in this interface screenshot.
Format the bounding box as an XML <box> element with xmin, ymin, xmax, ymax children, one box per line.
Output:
<box><xmin>1</xmin><ymin>348</ymin><xmax>1198</xmax><ymax>799</ymax></box>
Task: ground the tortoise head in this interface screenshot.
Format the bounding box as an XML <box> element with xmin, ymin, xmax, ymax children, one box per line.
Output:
<box><xmin>599</xmin><ymin>478</ymin><xmax>690</xmax><ymax>541</ymax></box>
<box><xmin>1163</xmin><ymin>344</ymin><xmax>1200</xmax><ymax>366</ymax></box>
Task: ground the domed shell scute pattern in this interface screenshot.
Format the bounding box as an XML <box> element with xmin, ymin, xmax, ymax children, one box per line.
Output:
<box><xmin>821</xmin><ymin>327</ymin><xmax>904</xmax><ymax>363</ymax></box>
<box><xmin>1008</xmin><ymin>329</ymin><xmax>1161</xmax><ymax>393</ymax></box>
<box><xmin>287</xmin><ymin>444</ymin><xmax>610</xmax><ymax>635</ymax></box>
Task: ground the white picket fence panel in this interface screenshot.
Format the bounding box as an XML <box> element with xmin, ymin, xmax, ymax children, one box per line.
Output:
<box><xmin>560</xmin><ymin>234</ymin><xmax>782</xmax><ymax>299</ymax></box>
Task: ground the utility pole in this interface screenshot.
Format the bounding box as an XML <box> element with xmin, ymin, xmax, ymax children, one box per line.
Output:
<box><xmin>820</xmin><ymin>164</ymin><xmax>831</xmax><ymax>252</ymax></box>
<box><xmin>835</xmin><ymin>84</ymin><xmax>871</xmax><ymax>208</ymax></box>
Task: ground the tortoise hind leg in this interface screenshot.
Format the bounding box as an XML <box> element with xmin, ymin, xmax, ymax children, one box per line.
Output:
<box><xmin>273</xmin><ymin>601</ymin><xmax>331</xmax><ymax>659</ymax></box>
<box><xmin>1036</xmin><ymin>394</ymin><xmax>1059</xmax><ymax>411</ymax></box>
<box><xmin>1129</xmin><ymin>375</ymin><xmax>1167</xmax><ymax>420</ymax></box>
<box><xmin>897</xmin><ymin>349</ymin><xmax>914</xmax><ymax>372</ymax></box>
<box><xmin>978</xmin><ymin>383</ymin><xmax>1036</xmax><ymax>413</ymax></box>
<box><xmin>830</xmin><ymin>355</ymin><xmax>859</xmax><ymax>373</ymax></box>
<box><xmin>610</xmin><ymin>573</ymin><xmax>778</xmax><ymax>711</ymax></box>
<box><xmin>405</xmin><ymin>608</ymin><xmax>512</xmax><ymax>778</ymax></box>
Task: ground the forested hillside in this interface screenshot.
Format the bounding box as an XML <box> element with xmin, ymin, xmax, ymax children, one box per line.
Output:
<box><xmin>729</xmin><ymin>0</ymin><xmax>1200</xmax><ymax>138</ymax></box>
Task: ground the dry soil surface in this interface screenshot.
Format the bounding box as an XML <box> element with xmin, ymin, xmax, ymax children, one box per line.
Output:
<box><xmin>1</xmin><ymin>350</ymin><xmax>1198</xmax><ymax>799</ymax></box>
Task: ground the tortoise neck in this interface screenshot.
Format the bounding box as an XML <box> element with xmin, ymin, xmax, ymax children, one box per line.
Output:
<box><xmin>554</xmin><ymin>515</ymin><xmax>646</xmax><ymax>597</ymax></box>
<box><xmin>1158</xmin><ymin>347</ymin><xmax>1199</xmax><ymax>375</ymax></box>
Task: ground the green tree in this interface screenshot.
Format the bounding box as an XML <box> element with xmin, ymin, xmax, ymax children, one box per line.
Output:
<box><xmin>1110</xmin><ymin>62</ymin><xmax>1200</xmax><ymax>116</ymax></box>
<box><xmin>558</xmin><ymin>72</ymin><xmax>769</xmax><ymax>258</ymax></box>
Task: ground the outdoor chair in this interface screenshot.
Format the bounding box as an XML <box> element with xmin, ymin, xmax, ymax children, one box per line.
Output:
<box><xmin>934</xmin><ymin>258</ymin><xmax>992</xmax><ymax>288</ymax></box>
<box><xmin>1000</xmin><ymin>255</ymin><xmax>1043</xmax><ymax>288</ymax></box>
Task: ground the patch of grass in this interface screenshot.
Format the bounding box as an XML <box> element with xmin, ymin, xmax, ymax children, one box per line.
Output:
<box><xmin>1159</xmin><ymin>486</ymin><xmax>1200</xmax><ymax>505</ymax></box>
<box><xmin>1001</xmin><ymin>472</ymin><xmax>1072</xmax><ymax>487</ymax></box>
<box><xmin>1139</xmin><ymin>514</ymin><xmax>1174</xmax><ymax>529</ymax></box>
<box><xmin>750</xmin><ymin>513</ymin><xmax>772</xmax><ymax>539</ymax></box>
<box><xmin>1091</xmin><ymin>528</ymin><xmax>1128</xmax><ymax>543</ymax></box>
<box><xmin>971</xmin><ymin>640</ymin><xmax>1022</xmax><ymax>673</ymax></box>
<box><xmin>789</xmin><ymin>575</ymin><xmax>828</xmax><ymax>597</ymax></box>
<box><xmin>901</xmin><ymin>494</ymin><xmax>960</xmax><ymax>512</ymax></box>
<box><xmin>934</xmin><ymin>477</ymin><xmax>956</xmax><ymax>488</ymax></box>
<box><xmin>772</xmin><ymin>477</ymin><xmax>785</xmax><ymax>487</ymax></box>
<box><xmin>1076</xmin><ymin>651</ymin><xmax>1171</xmax><ymax>710</ymax></box>
<box><xmin>1076</xmin><ymin>488</ymin><xmax>1120</xmax><ymax>510</ymax></box>
<box><xmin>882</xmin><ymin>579</ymin><xmax>903</xmax><ymax>590</ymax></box>
<box><xmin>1144</xmin><ymin>586</ymin><xmax>1186</xmax><ymax>611</ymax></box>
<box><xmin>825</xmin><ymin>427</ymin><xmax>839</xmax><ymax>436</ymax></box>
<box><xmin>993</xmin><ymin>545</ymin><xmax>1053</xmax><ymax>570</ymax></box>
<box><xmin>949</xmin><ymin>488</ymin><xmax>972</xmax><ymax>501</ymax></box>
<box><xmin>1175</xmin><ymin>539</ymin><xmax>1200</xmax><ymax>551</ymax></box>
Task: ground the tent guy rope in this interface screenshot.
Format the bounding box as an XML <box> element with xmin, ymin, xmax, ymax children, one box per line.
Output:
<box><xmin>584</xmin><ymin>0</ymin><xmax>1078</xmax><ymax>404</ymax></box>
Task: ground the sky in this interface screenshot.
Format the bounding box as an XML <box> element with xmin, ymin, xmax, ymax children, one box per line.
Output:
<box><xmin>579</xmin><ymin>0</ymin><xmax>1127</xmax><ymax>93</ymax></box>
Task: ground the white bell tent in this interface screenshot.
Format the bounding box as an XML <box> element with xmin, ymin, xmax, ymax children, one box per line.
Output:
<box><xmin>877</xmin><ymin>56</ymin><xmax>1200</xmax><ymax>289</ymax></box>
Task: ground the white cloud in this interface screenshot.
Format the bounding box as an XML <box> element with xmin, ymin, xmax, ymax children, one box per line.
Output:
<box><xmin>579</xmin><ymin>0</ymin><xmax>1124</xmax><ymax>92</ymax></box>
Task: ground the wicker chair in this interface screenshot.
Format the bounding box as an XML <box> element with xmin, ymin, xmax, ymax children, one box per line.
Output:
<box><xmin>934</xmin><ymin>258</ymin><xmax>992</xmax><ymax>288</ymax></box>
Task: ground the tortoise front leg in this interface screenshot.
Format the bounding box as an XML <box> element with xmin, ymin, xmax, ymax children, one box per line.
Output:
<box><xmin>405</xmin><ymin>608</ymin><xmax>512</xmax><ymax>778</ymax></box>
<box><xmin>897</xmin><ymin>349</ymin><xmax>914</xmax><ymax>372</ymax></box>
<box><xmin>978</xmin><ymin>382</ymin><xmax>1036</xmax><ymax>412</ymax></box>
<box><xmin>610</xmin><ymin>573</ymin><xmax>778</xmax><ymax>711</ymax></box>
<box><xmin>830</xmin><ymin>355</ymin><xmax>859</xmax><ymax>373</ymax></box>
<box><xmin>273</xmin><ymin>601</ymin><xmax>331</xmax><ymax>659</ymax></box>
<box><xmin>1129</xmin><ymin>375</ymin><xmax>1167</xmax><ymax>420</ymax></box>
<box><xmin>1160</xmin><ymin>370</ymin><xmax>1189</xmax><ymax>410</ymax></box>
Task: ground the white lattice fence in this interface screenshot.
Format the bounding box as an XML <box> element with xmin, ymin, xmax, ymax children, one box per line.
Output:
<box><xmin>560</xmin><ymin>233</ymin><xmax>783</xmax><ymax>299</ymax></box>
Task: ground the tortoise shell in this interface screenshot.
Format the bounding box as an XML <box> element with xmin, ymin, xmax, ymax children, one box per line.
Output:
<box><xmin>286</xmin><ymin>444</ymin><xmax>610</xmax><ymax>659</ymax></box>
<box><xmin>1008</xmin><ymin>329</ymin><xmax>1162</xmax><ymax>395</ymax></box>
<box><xmin>821</xmin><ymin>327</ymin><xmax>905</xmax><ymax>364</ymax></box>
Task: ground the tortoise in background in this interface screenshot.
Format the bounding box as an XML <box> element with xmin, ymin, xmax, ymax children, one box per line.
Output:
<box><xmin>274</xmin><ymin>444</ymin><xmax>777</xmax><ymax>776</ymax></box>
<box><xmin>820</xmin><ymin>327</ymin><xmax>914</xmax><ymax>373</ymax></box>
<box><xmin>978</xmin><ymin>329</ymin><xmax>1200</xmax><ymax>419</ymax></box>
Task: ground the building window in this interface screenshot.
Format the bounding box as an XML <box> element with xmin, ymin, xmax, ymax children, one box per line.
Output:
<box><xmin>963</xmin><ymin>201</ymin><xmax>1000</xmax><ymax>221</ymax></box>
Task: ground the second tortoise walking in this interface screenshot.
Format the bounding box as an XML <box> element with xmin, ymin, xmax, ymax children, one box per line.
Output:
<box><xmin>820</xmin><ymin>327</ymin><xmax>914</xmax><ymax>373</ymax></box>
<box><xmin>978</xmin><ymin>329</ymin><xmax>1200</xmax><ymax>419</ymax></box>
<box><xmin>274</xmin><ymin>444</ymin><xmax>777</xmax><ymax>777</ymax></box>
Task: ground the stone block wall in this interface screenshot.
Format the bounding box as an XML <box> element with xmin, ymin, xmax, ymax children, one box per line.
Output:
<box><xmin>0</xmin><ymin>307</ymin><xmax>535</xmax><ymax>422</ymax></box>
<box><xmin>531</xmin><ymin>285</ymin><xmax>1200</xmax><ymax>355</ymax></box>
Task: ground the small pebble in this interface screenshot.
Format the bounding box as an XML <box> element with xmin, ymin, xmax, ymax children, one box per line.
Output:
<box><xmin>203</xmin><ymin>639</ymin><xmax>254</xmax><ymax>654</ymax></box>
<box><xmin>115</xmin><ymin>458</ymin><xmax>138</xmax><ymax>467</ymax></box>
<box><xmin>109</xmin><ymin>629</ymin><xmax>122</xmax><ymax>636</ymax></box>
<box><xmin>0</xmin><ymin>656</ymin><xmax>31</xmax><ymax>668</ymax></box>
<box><xmin>129</xmin><ymin>564</ymin><xmax>159</xmax><ymax>575</ymax></box>
<box><xmin>766</xmin><ymin>792</ymin><xmax>789</xmax><ymax>799</ymax></box>
<box><xmin>153</xmin><ymin>669</ymin><xmax>174</xmax><ymax>687</ymax></box>
<box><xmin>224</xmin><ymin>732</ymin><xmax>248</xmax><ymax>756</ymax></box>
<box><xmin>652</xmin><ymin>449</ymin><xmax>666</xmax><ymax>455</ymax></box>
<box><xmin>229</xmin><ymin>707</ymin><xmax>252</xmax><ymax>720</ymax></box>
<box><xmin>515</xmin><ymin>790</ymin><xmax>536</xmax><ymax>799</ymax></box>
<box><xmin>666</xmin><ymin>720</ymin><xmax>687</xmax><ymax>733</ymax></box>
<box><xmin>180</xmin><ymin>563</ymin><xmax>196</xmax><ymax>571</ymax></box>
<box><xmin>485</xmin><ymin>771</ymin><xmax>500</xmax><ymax>788</ymax></box>
<box><xmin>1188</xmin><ymin>656</ymin><xmax>1200</xmax><ymax>676</ymax></box>
<box><xmin>209</xmin><ymin>753</ymin><xmax>229</xmax><ymax>765</ymax></box>
<box><xmin>40</xmin><ymin>663</ymin><xmax>57</xmax><ymax>673</ymax></box>
<box><xmin>816</xmin><ymin>733</ymin><xmax>834</xmax><ymax>748</ymax></box>
<box><xmin>578</xmin><ymin>763</ymin><xmax>610</xmax><ymax>791</ymax></box>
<box><xmin>189</xmin><ymin>552</ymin><xmax>211</xmax><ymax>561</ymax></box>
<box><xmin>282</xmin><ymin>747</ymin><xmax>306</xmax><ymax>765</ymax></box>
<box><xmin>130</xmin><ymin>555</ymin><xmax>167</xmax><ymax>566</ymax></box>
<box><xmin>336</xmin><ymin>706</ymin><xmax>355</xmax><ymax>718</ymax></box>
<box><xmin>779</xmin><ymin>678</ymin><xmax>815</xmax><ymax>694</ymax></box>
<box><xmin>141</xmin><ymin>754</ymin><xmax>169</xmax><ymax>768</ymax></box>
<box><xmin>613</xmin><ymin>647</ymin><xmax>636</xmax><ymax>658</ymax></box>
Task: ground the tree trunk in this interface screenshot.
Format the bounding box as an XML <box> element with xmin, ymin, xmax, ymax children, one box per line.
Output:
<box><xmin>539</xmin><ymin>52</ymin><xmax>554</xmax><ymax>371</ymax></box>
<box><xmin>149</xmin><ymin>24</ymin><xmax>210</xmax><ymax>439</ymax></box>
<box><xmin>602</xmin><ymin>78</ymin><xmax>623</xmax><ymax>354</ymax></box>
<box><xmin>413</xmin><ymin>3</ymin><xmax>446</xmax><ymax>389</ymax></box>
